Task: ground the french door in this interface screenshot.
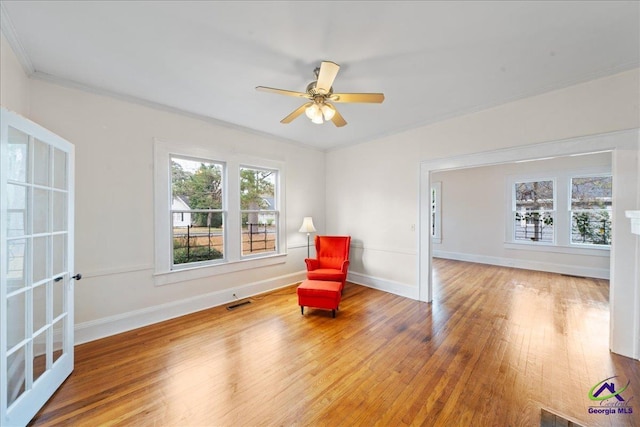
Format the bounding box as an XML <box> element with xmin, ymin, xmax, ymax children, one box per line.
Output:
<box><xmin>1</xmin><ymin>108</ymin><xmax>76</xmax><ymax>426</ymax></box>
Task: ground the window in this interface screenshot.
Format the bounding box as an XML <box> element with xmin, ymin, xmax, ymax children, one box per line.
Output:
<box><xmin>240</xmin><ymin>166</ymin><xmax>278</xmax><ymax>257</ymax></box>
<box><xmin>430</xmin><ymin>181</ymin><xmax>441</xmax><ymax>243</ymax></box>
<box><xmin>570</xmin><ymin>175</ymin><xmax>612</xmax><ymax>246</ymax></box>
<box><xmin>513</xmin><ymin>180</ymin><xmax>555</xmax><ymax>243</ymax></box>
<box><xmin>171</xmin><ymin>156</ymin><xmax>225</xmax><ymax>266</ymax></box>
<box><xmin>506</xmin><ymin>166</ymin><xmax>612</xmax><ymax>252</ymax></box>
<box><xmin>154</xmin><ymin>139</ymin><xmax>286</xmax><ymax>284</ymax></box>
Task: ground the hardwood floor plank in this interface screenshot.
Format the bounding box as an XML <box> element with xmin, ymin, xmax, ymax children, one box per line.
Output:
<box><xmin>27</xmin><ymin>259</ymin><xmax>639</xmax><ymax>426</ymax></box>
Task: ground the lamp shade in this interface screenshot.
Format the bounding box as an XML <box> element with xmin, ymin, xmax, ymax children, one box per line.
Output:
<box><xmin>298</xmin><ymin>217</ymin><xmax>316</xmax><ymax>233</ymax></box>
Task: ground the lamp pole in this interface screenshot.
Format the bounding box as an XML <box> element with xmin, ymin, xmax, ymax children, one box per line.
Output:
<box><xmin>299</xmin><ymin>217</ymin><xmax>316</xmax><ymax>259</ymax></box>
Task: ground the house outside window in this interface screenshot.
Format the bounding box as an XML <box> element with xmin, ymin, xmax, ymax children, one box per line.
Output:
<box><xmin>570</xmin><ymin>175</ymin><xmax>612</xmax><ymax>246</ymax></box>
<box><xmin>513</xmin><ymin>179</ymin><xmax>555</xmax><ymax>243</ymax></box>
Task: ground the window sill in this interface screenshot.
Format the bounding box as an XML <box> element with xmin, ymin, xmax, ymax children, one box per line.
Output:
<box><xmin>154</xmin><ymin>253</ymin><xmax>287</xmax><ymax>286</ymax></box>
<box><xmin>504</xmin><ymin>242</ymin><xmax>610</xmax><ymax>257</ymax></box>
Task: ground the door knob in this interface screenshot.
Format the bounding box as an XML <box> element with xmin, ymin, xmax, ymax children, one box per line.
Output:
<box><xmin>72</xmin><ymin>273</ymin><xmax>82</xmax><ymax>280</ymax></box>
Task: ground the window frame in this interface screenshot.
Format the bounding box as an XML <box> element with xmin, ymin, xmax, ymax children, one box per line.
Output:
<box><xmin>170</xmin><ymin>155</ymin><xmax>227</xmax><ymax>269</ymax></box>
<box><xmin>568</xmin><ymin>172</ymin><xmax>612</xmax><ymax>248</ymax></box>
<box><xmin>511</xmin><ymin>177</ymin><xmax>556</xmax><ymax>245</ymax></box>
<box><xmin>505</xmin><ymin>166</ymin><xmax>611</xmax><ymax>256</ymax></box>
<box><xmin>239</xmin><ymin>164</ymin><xmax>280</xmax><ymax>259</ymax></box>
<box><xmin>430</xmin><ymin>181</ymin><xmax>442</xmax><ymax>243</ymax></box>
<box><xmin>153</xmin><ymin>139</ymin><xmax>286</xmax><ymax>286</ymax></box>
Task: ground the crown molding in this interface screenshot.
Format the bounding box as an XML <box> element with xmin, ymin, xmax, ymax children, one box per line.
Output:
<box><xmin>0</xmin><ymin>2</ymin><xmax>34</xmax><ymax>75</ymax></box>
<box><xmin>30</xmin><ymin>69</ymin><xmax>323</xmax><ymax>153</ymax></box>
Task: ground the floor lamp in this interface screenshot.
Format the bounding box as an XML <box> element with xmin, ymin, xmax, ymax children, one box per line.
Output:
<box><xmin>298</xmin><ymin>217</ymin><xmax>316</xmax><ymax>258</ymax></box>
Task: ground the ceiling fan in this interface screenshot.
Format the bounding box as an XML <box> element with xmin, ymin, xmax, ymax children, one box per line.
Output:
<box><xmin>256</xmin><ymin>61</ymin><xmax>384</xmax><ymax>127</ymax></box>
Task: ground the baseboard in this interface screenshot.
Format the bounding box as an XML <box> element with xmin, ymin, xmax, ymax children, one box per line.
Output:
<box><xmin>74</xmin><ymin>271</ymin><xmax>306</xmax><ymax>345</ymax></box>
<box><xmin>432</xmin><ymin>250</ymin><xmax>610</xmax><ymax>279</ymax></box>
<box><xmin>347</xmin><ymin>271</ymin><xmax>419</xmax><ymax>300</ymax></box>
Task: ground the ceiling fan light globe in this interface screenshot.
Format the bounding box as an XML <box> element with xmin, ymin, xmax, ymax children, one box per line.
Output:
<box><xmin>305</xmin><ymin>103</ymin><xmax>320</xmax><ymax>119</ymax></box>
<box><xmin>321</xmin><ymin>104</ymin><xmax>336</xmax><ymax>120</ymax></box>
<box><xmin>311</xmin><ymin>114</ymin><xmax>324</xmax><ymax>124</ymax></box>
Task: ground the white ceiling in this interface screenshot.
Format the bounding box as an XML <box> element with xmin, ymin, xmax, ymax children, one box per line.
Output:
<box><xmin>1</xmin><ymin>1</ymin><xmax>639</xmax><ymax>150</ymax></box>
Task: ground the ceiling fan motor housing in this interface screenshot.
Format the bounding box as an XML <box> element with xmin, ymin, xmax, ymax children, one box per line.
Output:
<box><xmin>306</xmin><ymin>81</ymin><xmax>332</xmax><ymax>97</ymax></box>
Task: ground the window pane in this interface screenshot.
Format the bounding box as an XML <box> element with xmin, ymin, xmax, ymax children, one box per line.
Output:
<box><xmin>33</xmin><ymin>330</ymin><xmax>48</xmax><ymax>384</ymax></box>
<box><xmin>172</xmin><ymin>213</ymin><xmax>224</xmax><ymax>265</ymax></box>
<box><xmin>7</xmin><ymin>292</ymin><xmax>26</xmax><ymax>350</ymax></box>
<box><xmin>7</xmin><ymin>346</ymin><xmax>26</xmax><ymax>406</ymax></box>
<box><xmin>571</xmin><ymin>176</ymin><xmax>612</xmax><ymax>209</ymax></box>
<box><xmin>34</xmin><ymin>188</ymin><xmax>50</xmax><ymax>234</ymax></box>
<box><xmin>7</xmin><ymin>183</ymin><xmax>28</xmax><ymax>237</ymax></box>
<box><xmin>34</xmin><ymin>139</ymin><xmax>51</xmax><ymax>187</ymax></box>
<box><xmin>514</xmin><ymin>211</ymin><xmax>554</xmax><ymax>243</ymax></box>
<box><xmin>53</xmin><ymin>318</ymin><xmax>65</xmax><ymax>364</ymax></box>
<box><xmin>515</xmin><ymin>180</ymin><xmax>554</xmax><ymax>211</ymax></box>
<box><xmin>171</xmin><ymin>157</ymin><xmax>223</xmax><ymax>210</ymax></box>
<box><xmin>53</xmin><ymin>148</ymin><xmax>68</xmax><ymax>190</ymax></box>
<box><xmin>33</xmin><ymin>236</ymin><xmax>49</xmax><ymax>283</ymax></box>
<box><xmin>52</xmin><ymin>234</ymin><xmax>67</xmax><ymax>277</ymax></box>
<box><xmin>570</xmin><ymin>176</ymin><xmax>612</xmax><ymax>246</ymax></box>
<box><xmin>240</xmin><ymin>167</ymin><xmax>276</xmax><ymax>210</ymax></box>
<box><xmin>7</xmin><ymin>239</ymin><xmax>27</xmax><ymax>290</ymax></box>
<box><xmin>8</xmin><ymin>126</ymin><xmax>29</xmax><ymax>183</ymax></box>
<box><xmin>33</xmin><ymin>282</ymin><xmax>48</xmax><ymax>332</ymax></box>
<box><xmin>53</xmin><ymin>190</ymin><xmax>67</xmax><ymax>232</ymax></box>
<box><xmin>241</xmin><ymin>212</ymin><xmax>277</xmax><ymax>256</ymax></box>
<box><xmin>571</xmin><ymin>211</ymin><xmax>612</xmax><ymax>245</ymax></box>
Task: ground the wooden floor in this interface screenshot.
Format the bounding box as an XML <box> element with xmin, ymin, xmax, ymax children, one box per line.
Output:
<box><xmin>29</xmin><ymin>259</ymin><xmax>640</xmax><ymax>426</ymax></box>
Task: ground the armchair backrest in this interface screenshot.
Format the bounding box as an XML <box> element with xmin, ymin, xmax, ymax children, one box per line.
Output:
<box><xmin>315</xmin><ymin>236</ymin><xmax>351</xmax><ymax>270</ymax></box>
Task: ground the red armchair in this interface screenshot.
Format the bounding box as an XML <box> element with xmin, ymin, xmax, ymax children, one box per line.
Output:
<box><xmin>304</xmin><ymin>235</ymin><xmax>351</xmax><ymax>290</ymax></box>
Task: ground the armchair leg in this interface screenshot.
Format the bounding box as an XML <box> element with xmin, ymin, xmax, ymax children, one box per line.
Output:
<box><xmin>301</xmin><ymin>306</ymin><xmax>304</xmax><ymax>315</ymax></box>
<box><xmin>332</xmin><ymin>309</ymin><xmax>336</xmax><ymax>318</ymax></box>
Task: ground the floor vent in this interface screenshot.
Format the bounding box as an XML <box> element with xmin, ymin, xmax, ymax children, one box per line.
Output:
<box><xmin>227</xmin><ymin>300</ymin><xmax>251</xmax><ymax>311</ymax></box>
<box><xmin>540</xmin><ymin>408</ymin><xmax>584</xmax><ymax>427</ymax></box>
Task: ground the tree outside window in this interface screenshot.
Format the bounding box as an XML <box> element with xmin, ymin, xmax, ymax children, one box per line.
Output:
<box><xmin>570</xmin><ymin>175</ymin><xmax>612</xmax><ymax>245</ymax></box>
<box><xmin>514</xmin><ymin>180</ymin><xmax>554</xmax><ymax>243</ymax></box>
<box><xmin>171</xmin><ymin>157</ymin><xmax>224</xmax><ymax>265</ymax></box>
<box><xmin>240</xmin><ymin>167</ymin><xmax>278</xmax><ymax>256</ymax></box>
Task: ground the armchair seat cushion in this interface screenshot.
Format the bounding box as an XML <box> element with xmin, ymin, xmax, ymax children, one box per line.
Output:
<box><xmin>306</xmin><ymin>268</ymin><xmax>346</xmax><ymax>284</ymax></box>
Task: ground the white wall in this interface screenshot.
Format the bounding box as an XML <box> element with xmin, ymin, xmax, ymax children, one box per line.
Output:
<box><xmin>327</xmin><ymin>69</ymin><xmax>640</xmax><ymax>358</ymax></box>
<box><xmin>2</xmin><ymin>31</ymin><xmax>326</xmax><ymax>344</ymax></box>
<box><xmin>16</xmin><ymin>76</ymin><xmax>326</xmax><ymax>343</ymax></box>
<box><xmin>0</xmin><ymin>33</ymin><xmax>29</xmax><ymax>116</ymax></box>
<box><xmin>328</xmin><ymin>69</ymin><xmax>639</xmax><ymax>292</ymax></box>
<box><xmin>431</xmin><ymin>152</ymin><xmax>612</xmax><ymax>278</ymax></box>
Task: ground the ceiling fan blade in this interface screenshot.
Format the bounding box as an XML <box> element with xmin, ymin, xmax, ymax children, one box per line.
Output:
<box><xmin>315</xmin><ymin>61</ymin><xmax>340</xmax><ymax>94</ymax></box>
<box><xmin>281</xmin><ymin>102</ymin><xmax>312</xmax><ymax>124</ymax></box>
<box><xmin>331</xmin><ymin>93</ymin><xmax>385</xmax><ymax>103</ymax></box>
<box><xmin>330</xmin><ymin>108</ymin><xmax>347</xmax><ymax>127</ymax></box>
<box><xmin>256</xmin><ymin>86</ymin><xmax>309</xmax><ymax>98</ymax></box>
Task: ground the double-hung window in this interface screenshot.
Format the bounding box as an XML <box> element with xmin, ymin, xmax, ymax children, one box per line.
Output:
<box><xmin>171</xmin><ymin>156</ymin><xmax>225</xmax><ymax>266</ymax></box>
<box><xmin>154</xmin><ymin>139</ymin><xmax>286</xmax><ymax>285</ymax></box>
<box><xmin>513</xmin><ymin>179</ymin><xmax>555</xmax><ymax>243</ymax></box>
<box><xmin>240</xmin><ymin>166</ymin><xmax>279</xmax><ymax>257</ymax></box>
<box><xmin>570</xmin><ymin>175</ymin><xmax>612</xmax><ymax>246</ymax></box>
<box><xmin>507</xmin><ymin>168</ymin><xmax>612</xmax><ymax>251</ymax></box>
